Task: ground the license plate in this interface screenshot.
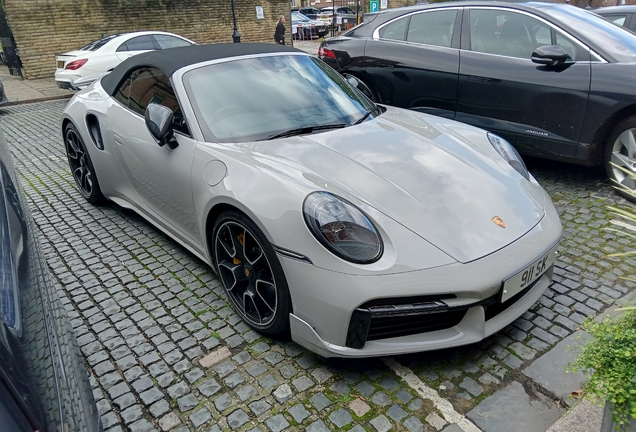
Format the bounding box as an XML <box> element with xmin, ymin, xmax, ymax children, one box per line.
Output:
<box><xmin>501</xmin><ymin>244</ymin><xmax>558</xmax><ymax>303</ymax></box>
<box><xmin>57</xmin><ymin>60</ymin><xmax>64</xmax><ymax>69</ymax></box>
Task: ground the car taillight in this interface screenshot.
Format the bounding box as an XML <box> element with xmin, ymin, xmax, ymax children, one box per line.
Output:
<box><xmin>65</xmin><ymin>59</ymin><xmax>88</xmax><ymax>70</ymax></box>
<box><xmin>318</xmin><ymin>47</ymin><xmax>336</xmax><ymax>59</ymax></box>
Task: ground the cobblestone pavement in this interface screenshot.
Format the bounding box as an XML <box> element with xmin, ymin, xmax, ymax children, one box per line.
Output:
<box><xmin>1</xmin><ymin>100</ymin><xmax>634</xmax><ymax>432</ymax></box>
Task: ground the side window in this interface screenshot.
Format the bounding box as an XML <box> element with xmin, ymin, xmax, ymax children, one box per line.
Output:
<box><xmin>555</xmin><ymin>31</ymin><xmax>590</xmax><ymax>62</ymax></box>
<box><xmin>534</xmin><ymin>25</ymin><xmax>551</xmax><ymax>45</ymax></box>
<box><xmin>113</xmin><ymin>76</ymin><xmax>132</xmax><ymax>107</ymax></box>
<box><xmin>116</xmin><ymin>35</ymin><xmax>157</xmax><ymax>52</ymax></box>
<box><xmin>605</xmin><ymin>14</ymin><xmax>627</xmax><ymax>27</ymax></box>
<box><xmin>470</xmin><ymin>9</ymin><xmax>550</xmax><ymax>59</ymax></box>
<box><xmin>128</xmin><ymin>67</ymin><xmax>190</xmax><ymax>135</ymax></box>
<box><xmin>406</xmin><ymin>10</ymin><xmax>457</xmax><ymax>48</ymax></box>
<box><xmin>154</xmin><ymin>35</ymin><xmax>192</xmax><ymax>49</ymax></box>
<box><xmin>379</xmin><ymin>17</ymin><xmax>407</xmax><ymax>41</ymax></box>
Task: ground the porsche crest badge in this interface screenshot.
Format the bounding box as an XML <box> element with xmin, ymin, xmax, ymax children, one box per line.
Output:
<box><xmin>492</xmin><ymin>216</ymin><xmax>506</xmax><ymax>228</ymax></box>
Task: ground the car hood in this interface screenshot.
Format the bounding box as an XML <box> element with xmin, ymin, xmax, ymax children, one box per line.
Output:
<box><xmin>252</xmin><ymin>107</ymin><xmax>546</xmax><ymax>263</ymax></box>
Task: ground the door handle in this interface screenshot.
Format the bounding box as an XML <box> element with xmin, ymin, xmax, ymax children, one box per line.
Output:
<box><xmin>377</xmin><ymin>62</ymin><xmax>394</xmax><ymax>69</ymax></box>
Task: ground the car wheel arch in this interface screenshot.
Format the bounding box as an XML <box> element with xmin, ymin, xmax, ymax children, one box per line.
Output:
<box><xmin>204</xmin><ymin>202</ymin><xmax>297</xmax><ymax>317</ymax></box>
<box><xmin>590</xmin><ymin>104</ymin><xmax>636</xmax><ymax>165</ymax></box>
<box><xmin>61</xmin><ymin>117</ymin><xmax>73</xmax><ymax>139</ymax></box>
<box><xmin>204</xmin><ymin>201</ymin><xmax>276</xmax><ymax>268</ymax></box>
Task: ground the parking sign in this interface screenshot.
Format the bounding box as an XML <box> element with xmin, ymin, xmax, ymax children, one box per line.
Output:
<box><xmin>370</xmin><ymin>0</ymin><xmax>379</xmax><ymax>12</ymax></box>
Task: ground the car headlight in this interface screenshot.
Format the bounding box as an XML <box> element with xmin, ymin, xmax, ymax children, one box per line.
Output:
<box><xmin>487</xmin><ymin>132</ymin><xmax>529</xmax><ymax>180</ymax></box>
<box><xmin>303</xmin><ymin>192</ymin><xmax>383</xmax><ymax>264</ymax></box>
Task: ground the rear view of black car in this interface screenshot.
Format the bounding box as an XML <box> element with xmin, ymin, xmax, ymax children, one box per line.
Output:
<box><xmin>0</xmin><ymin>128</ymin><xmax>102</xmax><ymax>431</ymax></box>
<box><xmin>320</xmin><ymin>1</ymin><xmax>636</xmax><ymax>202</ymax></box>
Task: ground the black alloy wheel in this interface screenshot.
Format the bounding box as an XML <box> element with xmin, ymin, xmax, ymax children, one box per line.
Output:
<box><xmin>64</xmin><ymin>123</ymin><xmax>104</xmax><ymax>204</ymax></box>
<box><xmin>213</xmin><ymin>211</ymin><xmax>291</xmax><ymax>336</ymax></box>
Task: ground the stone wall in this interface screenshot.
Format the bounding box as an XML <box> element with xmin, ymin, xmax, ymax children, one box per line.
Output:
<box><xmin>5</xmin><ymin>0</ymin><xmax>290</xmax><ymax>79</ymax></box>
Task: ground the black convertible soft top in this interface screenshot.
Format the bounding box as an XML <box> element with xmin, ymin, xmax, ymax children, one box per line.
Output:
<box><xmin>101</xmin><ymin>43</ymin><xmax>302</xmax><ymax>96</ymax></box>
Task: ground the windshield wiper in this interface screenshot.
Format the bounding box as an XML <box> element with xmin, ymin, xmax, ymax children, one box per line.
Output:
<box><xmin>260</xmin><ymin>123</ymin><xmax>346</xmax><ymax>141</ymax></box>
<box><xmin>355</xmin><ymin>106</ymin><xmax>380</xmax><ymax>125</ymax></box>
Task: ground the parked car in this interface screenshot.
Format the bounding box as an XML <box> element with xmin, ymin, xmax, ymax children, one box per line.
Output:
<box><xmin>318</xmin><ymin>6</ymin><xmax>357</xmax><ymax>26</ymax></box>
<box><xmin>595</xmin><ymin>5</ymin><xmax>636</xmax><ymax>31</ymax></box>
<box><xmin>61</xmin><ymin>43</ymin><xmax>561</xmax><ymax>358</ymax></box>
<box><xmin>292</xmin><ymin>7</ymin><xmax>322</xmax><ymax>20</ymax></box>
<box><xmin>292</xmin><ymin>11</ymin><xmax>328</xmax><ymax>39</ymax></box>
<box><xmin>0</xmin><ymin>128</ymin><xmax>102</xmax><ymax>431</ymax></box>
<box><xmin>321</xmin><ymin>6</ymin><xmax>356</xmax><ymax>17</ymax></box>
<box><xmin>319</xmin><ymin>1</ymin><xmax>636</xmax><ymax>202</ymax></box>
<box><xmin>55</xmin><ymin>31</ymin><xmax>195</xmax><ymax>90</ymax></box>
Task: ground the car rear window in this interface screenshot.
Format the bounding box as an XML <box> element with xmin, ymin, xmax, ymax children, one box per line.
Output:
<box><xmin>154</xmin><ymin>34</ymin><xmax>193</xmax><ymax>49</ymax></box>
<box><xmin>80</xmin><ymin>34</ymin><xmax>121</xmax><ymax>51</ymax></box>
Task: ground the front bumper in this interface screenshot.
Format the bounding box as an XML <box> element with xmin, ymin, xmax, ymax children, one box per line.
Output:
<box><xmin>290</xmin><ymin>269</ymin><xmax>552</xmax><ymax>358</ymax></box>
<box><xmin>281</xmin><ymin>198</ymin><xmax>562</xmax><ymax>358</ymax></box>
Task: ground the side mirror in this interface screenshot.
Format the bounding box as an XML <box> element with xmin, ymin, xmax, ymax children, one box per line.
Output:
<box><xmin>531</xmin><ymin>45</ymin><xmax>574</xmax><ymax>67</ymax></box>
<box><xmin>345</xmin><ymin>75</ymin><xmax>360</xmax><ymax>87</ymax></box>
<box><xmin>145</xmin><ymin>103</ymin><xmax>178</xmax><ymax>149</ymax></box>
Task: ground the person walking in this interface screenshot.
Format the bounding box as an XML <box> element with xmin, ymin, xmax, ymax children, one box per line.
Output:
<box><xmin>274</xmin><ymin>16</ymin><xmax>286</xmax><ymax>45</ymax></box>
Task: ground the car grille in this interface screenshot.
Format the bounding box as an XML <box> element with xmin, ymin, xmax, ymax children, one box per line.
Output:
<box><xmin>345</xmin><ymin>295</ymin><xmax>460</xmax><ymax>349</ymax></box>
<box><xmin>345</xmin><ymin>273</ymin><xmax>547</xmax><ymax>349</ymax></box>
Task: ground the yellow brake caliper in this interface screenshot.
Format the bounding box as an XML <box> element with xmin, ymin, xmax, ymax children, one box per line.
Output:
<box><xmin>233</xmin><ymin>232</ymin><xmax>245</xmax><ymax>265</ymax></box>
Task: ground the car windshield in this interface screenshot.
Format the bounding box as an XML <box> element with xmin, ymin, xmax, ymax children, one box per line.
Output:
<box><xmin>80</xmin><ymin>34</ymin><xmax>121</xmax><ymax>51</ymax></box>
<box><xmin>292</xmin><ymin>12</ymin><xmax>310</xmax><ymax>22</ymax></box>
<box><xmin>539</xmin><ymin>4</ymin><xmax>636</xmax><ymax>62</ymax></box>
<box><xmin>183</xmin><ymin>55</ymin><xmax>375</xmax><ymax>143</ymax></box>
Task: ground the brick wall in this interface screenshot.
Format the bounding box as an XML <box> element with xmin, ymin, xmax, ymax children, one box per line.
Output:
<box><xmin>5</xmin><ymin>0</ymin><xmax>290</xmax><ymax>79</ymax></box>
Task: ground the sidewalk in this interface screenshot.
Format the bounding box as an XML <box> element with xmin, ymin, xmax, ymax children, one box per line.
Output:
<box><xmin>291</xmin><ymin>38</ymin><xmax>321</xmax><ymax>56</ymax></box>
<box><xmin>0</xmin><ymin>67</ymin><xmax>75</xmax><ymax>106</ymax></box>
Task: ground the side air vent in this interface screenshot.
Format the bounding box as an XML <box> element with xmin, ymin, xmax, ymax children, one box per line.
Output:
<box><xmin>86</xmin><ymin>114</ymin><xmax>104</xmax><ymax>150</ymax></box>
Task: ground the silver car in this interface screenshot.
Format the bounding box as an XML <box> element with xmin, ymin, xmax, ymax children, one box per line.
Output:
<box><xmin>61</xmin><ymin>44</ymin><xmax>562</xmax><ymax>358</ymax></box>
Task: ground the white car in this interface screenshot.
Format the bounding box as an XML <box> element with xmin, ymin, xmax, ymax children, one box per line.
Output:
<box><xmin>292</xmin><ymin>11</ymin><xmax>329</xmax><ymax>38</ymax></box>
<box><xmin>318</xmin><ymin>6</ymin><xmax>357</xmax><ymax>25</ymax></box>
<box><xmin>55</xmin><ymin>31</ymin><xmax>195</xmax><ymax>89</ymax></box>
<box><xmin>61</xmin><ymin>44</ymin><xmax>562</xmax><ymax>358</ymax></box>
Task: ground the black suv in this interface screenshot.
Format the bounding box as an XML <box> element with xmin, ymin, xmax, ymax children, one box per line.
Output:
<box><xmin>320</xmin><ymin>1</ymin><xmax>636</xmax><ymax>201</ymax></box>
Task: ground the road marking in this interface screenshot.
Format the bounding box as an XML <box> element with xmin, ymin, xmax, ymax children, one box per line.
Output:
<box><xmin>385</xmin><ymin>357</ymin><xmax>482</xmax><ymax>432</ymax></box>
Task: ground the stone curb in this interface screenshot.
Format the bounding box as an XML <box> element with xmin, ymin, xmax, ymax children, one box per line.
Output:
<box><xmin>3</xmin><ymin>93</ymin><xmax>73</xmax><ymax>107</ymax></box>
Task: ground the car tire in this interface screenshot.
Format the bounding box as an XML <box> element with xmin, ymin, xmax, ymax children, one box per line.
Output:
<box><xmin>64</xmin><ymin>123</ymin><xmax>105</xmax><ymax>204</ymax></box>
<box><xmin>342</xmin><ymin>73</ymin><xmax>379</xmax><ymax>103</ymax></box>
<box><xmin>604</xmin><ymin>117</ymin><xmax>636</xmax><ymax>203</ymax></box>
<box><xmin>212</xmin><ymin>210</ymin><xmax>292</xmax><ymax>336</ymax></box>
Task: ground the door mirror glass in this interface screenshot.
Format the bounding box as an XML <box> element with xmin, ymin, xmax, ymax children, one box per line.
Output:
<box><xmin>531</xmin><ymin>45</ymin><xmax>573</xmax><ymax>66</ymax></box>
<box><xmin>145</xmin><ymin>103</ymin><xmax>178</xmax><ymax>148</ymax></box>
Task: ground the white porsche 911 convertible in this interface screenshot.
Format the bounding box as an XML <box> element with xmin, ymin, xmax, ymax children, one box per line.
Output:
<box><xmin>62</xmin><ymin>43</ymin><xmax>562</xmax><ymax>357</ymax></box>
